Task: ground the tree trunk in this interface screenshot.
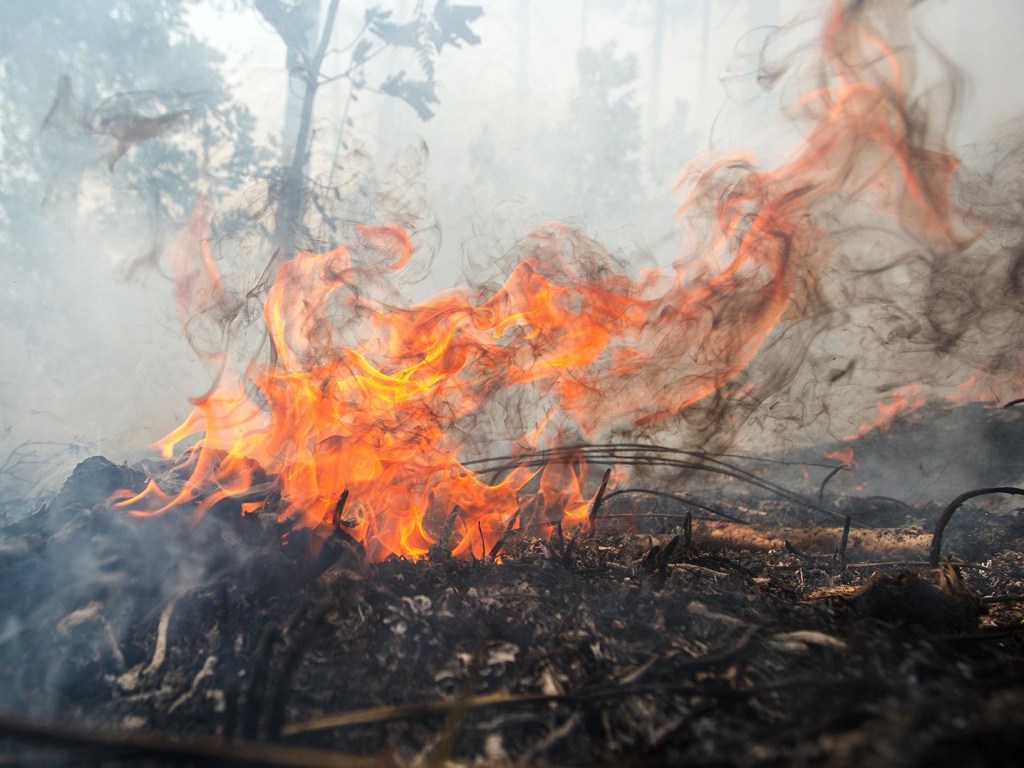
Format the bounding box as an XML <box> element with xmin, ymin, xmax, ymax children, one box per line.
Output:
<box><xmin>281</xmin><ymin>0</ymin><xmax>323</xmax><ymax>162</ymax></box>
<box><xmin>270</xmin><ymin>0</ymin><xmax>341</xmax><ymax>273</ymax></box>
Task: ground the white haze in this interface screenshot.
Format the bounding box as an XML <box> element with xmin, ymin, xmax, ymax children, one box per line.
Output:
<box><xmin>1</xmin><ymin>0</ymin><xmax>1023</xmax><ymax>508</ymax></box>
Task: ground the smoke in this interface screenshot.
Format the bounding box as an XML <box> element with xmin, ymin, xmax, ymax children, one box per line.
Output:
<box><xmin>4</xmin><ymin>0</ymin><xmax>1024</xmax><ymax>727</ymax></box>
<box><xmin>0</xmin><ymin>1</ymin><xmax>260</xmax><ymax>511</ymax></box>
<box><xmin>672</xmin><ymin>0</ymin><xmax>1024</xmax><ymax>451</ymax></box>
<box><xmin>105</xmin><ymin>0</ymin><xmax>1023</xmax><ymax>561</ymax></box>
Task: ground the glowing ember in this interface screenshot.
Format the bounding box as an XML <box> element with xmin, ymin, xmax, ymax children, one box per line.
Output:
<box><xmin>114</xmin><ymin>2</ymin><xmax>976</xmax><ymax>561</ymax></box>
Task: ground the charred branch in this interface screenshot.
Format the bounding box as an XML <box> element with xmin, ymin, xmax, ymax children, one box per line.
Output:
<box><xmin>838</xmin><ymin>514</ymin><xmax>852</xmax><ymax>566</ymax></box>
<box><xmin>330</xmin><ymin>490</ymin><xmax>350</xmax><ymax>530</ymax></box>
<box><xmin>486</xmin><ymin>509</ymin><xmax>519</xmax><ymax>560</ymax></box>
<box><xmin>818</xmin><ymin>464</ymin><xmax>848</xmax><ymax>504</ymax></box>
<box><xmin>268</xmin><ymin>0</ymin><xmax>342</xmax><ymax>265</ymax></box>
<box><xmin>467</xmin><ymin>442</ymin><xmax>849</xmax><ymax>522</ymax></box>
<box><xmin>587</xmin><ymin>467</ymin><xmax>612</xmax><ymax>535</ymax></box>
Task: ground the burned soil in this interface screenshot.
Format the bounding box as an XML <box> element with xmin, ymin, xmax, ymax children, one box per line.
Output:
<box><xmin>1</xmin><ymin>453</ymin><xmax>1024</xmax><ymax>767</ymax></box>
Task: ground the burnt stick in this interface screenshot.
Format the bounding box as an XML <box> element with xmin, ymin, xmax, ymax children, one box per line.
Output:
<box><xmin>587</xmin><ymin>467</ymin><xmax>613</xmax><ymax>535</ymax></box>
<box><xmin>818</xmin><ymin>464</ymin><xmax>848</xmax><ymax>504</ymax></box>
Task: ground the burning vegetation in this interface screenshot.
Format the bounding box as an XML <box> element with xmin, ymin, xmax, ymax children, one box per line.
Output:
<box><xmin>113</xmin><ymin>0</ymin><xmax>1017</xmax><ymax>561</ymax></box>
<box><xmin>1</xmin><ymin>0</ymin><xmax>1024</xmax><ymax>765</ymax></box>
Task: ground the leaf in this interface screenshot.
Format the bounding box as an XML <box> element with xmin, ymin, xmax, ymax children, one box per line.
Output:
<box><xmin>417</xmin><ymin>44</ymin><xmax>436</xmax><ymax>80</ymax></box>
<box><xmin>364</xmin><ymin>7</ymin><xmax>391</xmax><ymax>26</ymax></box>
<box><xmin>254</xmin><ymin>0</ymin><xmax>311</xmax><ymax>57</ymax></box>
<box><xmin>379</xmin><ymin>71</ymin><xmax>439</xmax><ymax>121</ymax></box>
<box><xmin>352</xmin><ymin>39</ymin><xmax>372</xmax><ymax>65</ymax></box>
<box><xmin>430</xmin><ymin>0</ymin><xmax>483</xmax><ymax>51</ymax></box>
<box><xmin>366</xmin><ymin>8</ymin><xmax>422</xmax><ymax>49</ymax></box>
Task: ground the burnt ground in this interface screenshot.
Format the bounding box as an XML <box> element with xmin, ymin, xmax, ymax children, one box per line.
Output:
<box><xmin>1</xmin><ymin>455</ymin><xmax>1023</xmax><ymax>767</ymax></box>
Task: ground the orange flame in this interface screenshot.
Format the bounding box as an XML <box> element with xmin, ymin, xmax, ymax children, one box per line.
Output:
<box><xmin>825</xmin><ymin>447</ymin><xmax>858</xmax><ymax>468</ymax></box>
<box><xmin>843</xmin><ymin>384</ymin><xmax>927</xmax><ymax>440</ymax></box>
<box><xmin>117</xmin><ymin>2</ymin><xmax>974</xmax><ymax>560</ymax></box>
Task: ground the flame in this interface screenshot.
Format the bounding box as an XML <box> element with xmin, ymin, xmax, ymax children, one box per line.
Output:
<box><xmin>843</xmin><ymin>384</ymin><xmax>927</xmax><ymax>440</ymax></box>
<box><xmin>117</xmin><ymin>2</ymin><xmax>976</xmax><ymax>560</ymax></box>
<box><xmin>943</xmin><ymin>373</ymin><xmax>1000</xmax><ymax>408</ymax></box>
<box><xmin>825</xmin><ymin>447</ymin><xmax>858</xmax><ymax>468</ymax></box>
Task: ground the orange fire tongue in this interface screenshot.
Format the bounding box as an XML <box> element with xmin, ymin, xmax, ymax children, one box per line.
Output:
<box><xmin>116</xmin><ymin>1</ymin><xmax>971</xmax><ymax>560</ymax></box>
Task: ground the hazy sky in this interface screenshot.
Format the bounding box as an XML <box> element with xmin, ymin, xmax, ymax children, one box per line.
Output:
<box><xmin>185</xmin><ymin>0</ymin><xmax>1024</xmax><ymax>278</ymax></box>
<box><xmin>190</xmin><ymin>1</ymin><xmax>1024</xmax><ymax>153</ymax></box>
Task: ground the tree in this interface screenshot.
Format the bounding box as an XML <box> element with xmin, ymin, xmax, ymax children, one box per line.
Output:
<box><xmin>0</xmin><ymin>1</ymin><xmax>266</xmax><ymax>272</ymax></box>
<box><xmin>0</xmin><ymin>0</ymin><xmax>485</xmax><ymax>504</ymax></box>
<box><xmin>251</xmin><ymin>0</ymin><xmax>484</xmax><ymax>281</ymax></box>
<box><xmin>0</xmin><ymin>0</ymin><xmax>266</xmax><ymax>503</ymax></box>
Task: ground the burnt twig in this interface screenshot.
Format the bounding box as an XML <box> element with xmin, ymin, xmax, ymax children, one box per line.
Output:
<box><xmin>939</xmin><ymin>625</ymin><xmax>1024</xmax><ymax>641</ymax></box>
<box><xmin>601</xmin><ymin>488</ymin><xmax>745</xmax><ymax>524</ymax></box>
<box><xmin>929</xmin><ymin>486</ymin><xmax>1024</xmax><ymax>567</ymax></box>
<box><xmin>487</xmin><ymin>509</ymin><xmax>519</xmax><ymax>560</ymax></box>
<box><xmin>518</xmin><ymin>712</ymin><xmax>583</xmax><ymax>764</ymax></box>
<box><xmin>285</xmin><ymin>689</ymin><xmax>556</xmax><ymax>734</ymax></box>
<box><xmin>981</xmin><ymin>595</ymin><xmax>1024</xmax><ymax>605</ymax></box>
<box><xmin>818</xmin><ymin>464</ymin><xmax>848</xmax><ymax>505</ymax></box>
<box><xmin>466</xmin><ymin>442</ymin><xmax>847</xmax><ymax>521</ymax></box>
<box><xmin>330</xmin><ymin>489</ymin><xmax>350</xmax><ymax>529</ymax></box>
<box><xmin>837</xmin><ymin>515</ymin><xmax>852</xmax><ymax>566</ymax></box>
<box><xmin>587</xmin><ymin>467</ymin><xmax>612</xmax><ymax>536</ymax></box>
<box><xmin>784</xmin><ymin>540</ymin><xmax>832</xmax><ymax>563</ymax></box>
<box><xmin>428</xmin><ymin>507</ymin><xmax>460</xmax><ymax>561</ymax></box>
<box><xmin>640</xmin><ymin>534</ymin><xmax>680</xmax><ymax>587</ymax></box>
<box><xmin>842</xmin><ymin>559</ymin><xmax>987</xmax><ymax>570</ymax></box>
<box><xmin>561</xmin><ymin>527</ymin><xmax>578</xmax><ymax>569</ymax></box>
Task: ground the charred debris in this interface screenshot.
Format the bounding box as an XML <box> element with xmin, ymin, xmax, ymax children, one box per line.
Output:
<box><xmin>1</xmin><ymin>406</ymin><xmax>1023</xmax><ymax>767</ymax></box>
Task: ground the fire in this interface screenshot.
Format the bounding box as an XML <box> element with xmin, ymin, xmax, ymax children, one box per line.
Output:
<box><xmin>843</xmin><ymin>384</ymin><xmax>927</xmax><ymax>440</ymax></box>
<box><xmin>825</xmin><ymin>447</ymin><xmax>858</xmax><ymax>468</ymax></box>
<box><xmin>944</xmin><ymin>373</ymin><xmax>999</xmax><ymax>408</ymax></box>
<box><xmin>115</xmin><ymin>1</ymin><xmax>976</xmax><ymax>561</ymax></box>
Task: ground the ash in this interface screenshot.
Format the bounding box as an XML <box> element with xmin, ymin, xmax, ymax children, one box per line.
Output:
<box><xmin>2</xmin><ymin>455</ymin><xmax>1024</xmax><ymax>767</ymax></box>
